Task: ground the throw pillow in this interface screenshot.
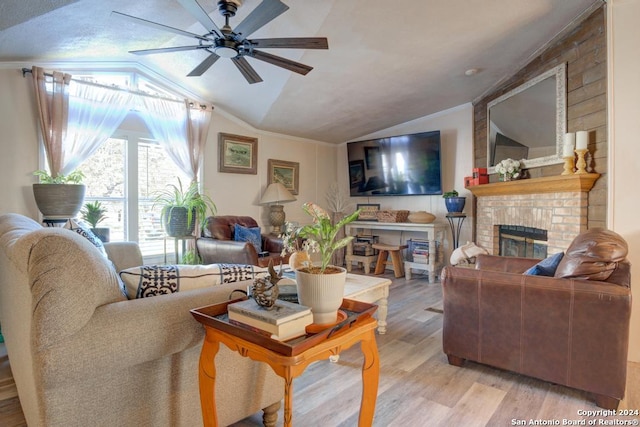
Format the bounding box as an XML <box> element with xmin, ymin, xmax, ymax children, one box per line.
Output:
<box><xmin>233</xmin><ymin>223</ymin><xmax>262</xmax><ymax>253</ymax></box>
<box><xmin>64</xmin><ymin>218</ymin><xmax>107</xmax><ymax>257</ymax></box>
<box><xmin>120</xmin><ymin>263</ymin><xmax>267</xmax><ymax>298</ymax></box>
<box><xmin>523</xmin><ymin>252</ymin><xmax>564</xmax><ymax>276</ymax></box>
<box><xmin>554</xmin><ymin>228</ymin><xmax>628</xmax><ymax>281</ymax></box>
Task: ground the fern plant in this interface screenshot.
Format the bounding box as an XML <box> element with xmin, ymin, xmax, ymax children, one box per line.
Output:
<box><xmin>152</xmin><ymin>179</ymin><xmax>217</xmax><ymax>233</ymax></box>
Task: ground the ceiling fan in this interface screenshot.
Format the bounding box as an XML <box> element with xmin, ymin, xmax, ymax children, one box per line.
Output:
<box><xmin>112</xmin><ymin>0</ymin><xmax>328</xmax><ymax>84</ymax></box>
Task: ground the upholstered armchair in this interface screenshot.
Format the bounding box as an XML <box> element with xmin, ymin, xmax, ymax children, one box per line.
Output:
<box><xmin>196</xmin><ymin>215</ymin><xmax>289</xmax><ymax>267</ymax></box>
<box><xmin>441</xmin><ymin>228</ymin><xmax>632</xmax><ymax>409</ymax></box>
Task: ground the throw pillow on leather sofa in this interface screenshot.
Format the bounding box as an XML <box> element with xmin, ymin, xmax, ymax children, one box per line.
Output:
<box><xmin>554</xmin><ymin>228</ymin><xmax>628</xmax><ymax>281</ymax></box>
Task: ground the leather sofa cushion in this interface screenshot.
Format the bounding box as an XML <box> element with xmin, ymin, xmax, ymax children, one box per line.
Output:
<box><xmin>554</xmin><ymin>228</ymin><xmax>628</xmax><ymax>281</ymax></box>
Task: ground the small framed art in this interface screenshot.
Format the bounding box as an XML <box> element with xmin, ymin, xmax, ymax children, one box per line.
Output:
<box><xmin>268</xmin><ymin>159</ymin><xmax>300</xmax><ymax>195</ymax></box>
<box><xmin>218</xmin><ymin>133</ymin><xmax>258</xmax><ymax>174</ymax></box>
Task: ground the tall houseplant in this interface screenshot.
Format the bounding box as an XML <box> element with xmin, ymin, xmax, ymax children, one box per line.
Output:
<box><xmin>32</xmin><ymin>170</ymin><xmax>86</xmax><ymax>220</ymax></box>
<box><xmin>283</xmin><ymin>202</ymin><xmax>360</xmax><ymax>325</ymax></box>
<box><xmin>153</xmin><ymin>179</ymin><xmax>217</xmax><ymax>237</ymax></box>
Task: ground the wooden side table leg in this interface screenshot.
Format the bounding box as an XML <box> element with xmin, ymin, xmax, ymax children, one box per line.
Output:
<box><xmin>358</xmin><ymin>329</ymin><xmax>379</xmax><ymax>426</ymax></box>
<box><xmin>199</xmin><ymin>336</ymin><xmax>220</xmax><ymax>427</ymax></box>
<box><xmin>283</xmin><ymin>371</ymin><xmax>294</xmax><ymax>427</ymax></box>
<box><xmin>377</xmin><ymin>296</ymin><xmax>388</xmax><ymax>334</ymax></box>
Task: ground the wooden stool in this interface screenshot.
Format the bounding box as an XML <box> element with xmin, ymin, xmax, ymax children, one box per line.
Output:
<box><xmin>373</xmin><ymin>244</ymin><xmax>408</xmax><ymax>278</ymax></box>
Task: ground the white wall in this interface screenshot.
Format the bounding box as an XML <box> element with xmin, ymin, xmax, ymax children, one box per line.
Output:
<box><xmin>608</xmin><ymin>0</ymin><xmax>640</xmax><ymax>363</ymax></box>
<box><xmin>0</xmin><ymin>69</ymin><xmax>40</xmax><ymax>218</ymax></box>
<box><xmin>337</xmin><ymin>103</ymin><xmax>475</xmax><ymax>261</ymax></box>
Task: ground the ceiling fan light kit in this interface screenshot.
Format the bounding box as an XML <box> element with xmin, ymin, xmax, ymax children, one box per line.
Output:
<box><xmin>112</xmin><ymin>0</ymin><xmax>328</xmax><ymax>83</ymax></box>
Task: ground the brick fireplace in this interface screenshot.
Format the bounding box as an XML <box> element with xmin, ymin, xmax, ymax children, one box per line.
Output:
<box><xmin>468</xmin><ymin>174</ymin><xmax>600</xmax><ymax>256</ymax></box>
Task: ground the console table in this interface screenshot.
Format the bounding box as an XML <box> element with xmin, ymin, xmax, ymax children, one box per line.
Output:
<box><xmin>345</xmin><ymin>221</ymin><xmax>446</xmax><ymax>283</ymax></box>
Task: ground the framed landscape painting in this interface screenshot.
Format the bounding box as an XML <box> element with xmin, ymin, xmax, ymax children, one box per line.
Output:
<box><xmin>268</xmin><ymin>159</ymin><xmax>299</xmax><ymax>195</ymax></box>
<box><xmin>218</xmin><ymin>133</ymin><xmax>258</xmax><ymax>174</ymax></box>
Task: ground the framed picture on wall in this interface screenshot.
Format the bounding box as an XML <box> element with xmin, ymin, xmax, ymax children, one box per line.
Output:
<box><xmin>218</xmin><ymin>133</ymin><xmax>258</xmax><ymax>174</ymax></box>
<box><xmin>268</xmin><ymin>159</ymin><xmax>299</xmax><ymax>195</ymax></box>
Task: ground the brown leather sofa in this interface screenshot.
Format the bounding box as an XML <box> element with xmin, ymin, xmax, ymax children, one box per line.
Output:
<box><xmin>196</xmin><ymin>215</ymin><xmax>288</xmax><ymax>267</ymax></box>
<box><xmin>441</xmin><ymin>229</ymin><xmax>632</xmax><ymax>409</ymax></box>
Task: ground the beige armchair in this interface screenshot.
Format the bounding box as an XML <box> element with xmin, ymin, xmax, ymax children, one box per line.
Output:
<box><xmin>0</xmin><ymin>213</ymin><xmax>283</xmax><ymax>426</ymax></box>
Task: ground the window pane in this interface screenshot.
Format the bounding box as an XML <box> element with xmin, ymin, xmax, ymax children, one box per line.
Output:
<box><xmin>138</xmin><ymin>141</ymin><xmax>190</xmax><ymax>259</ymax></box>
<box><xmin>77</xmin><ymin>138</ymin><xmax>126</xmax><ymax>241</ymax></box>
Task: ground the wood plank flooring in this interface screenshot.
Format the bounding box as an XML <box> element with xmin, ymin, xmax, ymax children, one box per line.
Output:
<box><xmin>1</xmin><ymin>271</ymin><xmax>638</xmax><ymax>426</ymax></box>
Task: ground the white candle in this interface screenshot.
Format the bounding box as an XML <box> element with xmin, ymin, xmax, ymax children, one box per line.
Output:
<box><xmin>563</xmin><ymin>133</ymin><xmax>575</xmax><ymax>157</ymax></box>
<box><xmin>576</xmin><ymin>131</ymin><xmax>588</xmax><ymax>150</ymax></box>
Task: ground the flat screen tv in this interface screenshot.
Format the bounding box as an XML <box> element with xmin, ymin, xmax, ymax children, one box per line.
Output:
<box><xmin>347</xmin><ymin>130</ymin><xmax>442</xmax><ymax>197</ymax></box>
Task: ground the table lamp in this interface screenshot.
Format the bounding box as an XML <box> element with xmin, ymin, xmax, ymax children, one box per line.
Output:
<box><xmin>260</xmin><ymin>182</ymin><xmax>296</xmax><ymax>233</ymax></box>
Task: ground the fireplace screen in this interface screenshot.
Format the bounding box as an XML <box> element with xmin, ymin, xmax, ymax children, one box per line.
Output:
<box><xmin>499</xmin><ymin>225</ymin><xmax>548</xmax><ymax>259</ymax></box>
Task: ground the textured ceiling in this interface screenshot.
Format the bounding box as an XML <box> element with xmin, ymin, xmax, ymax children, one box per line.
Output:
<box><xmin>0</xmin><ymin>0</ymin><xmax>602</xmax><ymax>143</ymax></box>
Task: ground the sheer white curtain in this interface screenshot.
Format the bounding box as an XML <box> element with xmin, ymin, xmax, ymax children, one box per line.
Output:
<box><xmin>185</xmin><ymin>102</ymin><xmax>212</xmax><ymax>180</ymax></box>
<box><xmin>140</xmin><ymin>97</ymin><xmax>212</xmax><ymax>182</ymax></box>
<box><xmin>61</xmin><ymin>81</ymin><xmax>133</xmax><ymax>174</ymax></box>
<box><xmin>139</xmin><ymin>97</ymin><xmax>191</xmax><ymax>178</ymax></box>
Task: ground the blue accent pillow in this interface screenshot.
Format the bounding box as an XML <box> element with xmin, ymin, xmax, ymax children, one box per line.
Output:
<box><xmin>523</xmin><ymin>252</ymin><xmax>565</xmax><ymax>276</ymax></box>
<box><xmin>234</xmin><ymin>224</ymin><xmax>262</xmax><ymax>253</ymax></box>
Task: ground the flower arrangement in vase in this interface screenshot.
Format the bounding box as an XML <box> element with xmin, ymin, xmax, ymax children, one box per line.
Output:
<box><xmin>495</xmin><ymin>158</ymin><xmax>523</xmax><ymax>181</ymax></box>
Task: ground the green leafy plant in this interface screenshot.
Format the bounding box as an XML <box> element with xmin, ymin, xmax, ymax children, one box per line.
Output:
<box><xmin>152</xmin><ymin>178</ymin><xmax>217</xmax><ymax>232</ymax></box>
<box><xmin>81</xmin><ymin>201</ymin><xmax>108</xmax><ymax>228</ymax></box>
<box><xmin>34</xmin><ymin>170</ymin><xmax>85</xmax><ymax>184</ymax></box>
<box><xmin>282</xmin><ymin>202</ymin><xmax>360</xmax><ymax>274</ymax></box>
<box><xmin>443</xmin><ymin>190</ymin><xmax>459</xmax><ymax>198</ymax></box>
<box><xmin>181</xmin><ymin>249</ymin><xmax>202</xmax><ymax>265</ymax></box>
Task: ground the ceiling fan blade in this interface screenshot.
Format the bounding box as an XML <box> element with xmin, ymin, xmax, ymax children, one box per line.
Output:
<box><xmin>176</xmin><ymin>0</ymin><xmax>223</xmax><ymax>37</ymax></box>
<box><xmin>187</xmin><ymin>53</ymin><xmax>222</xmax><ymax>76</ymax></box>
<box><xmin>111</xmin><ymin>11</ymin><xmax>208</xmax><ymax>41</ymax></box>
<box><xmin>233</xmin><ymin>0</ymin><xmax>289</xmax><ymax>39</ymax></box>
<box><xmin>231</xmin><ymin>57</ymin><xmax>263</xmax><ymax>84</ymax></box>
<box><xmin>251</xmin><ymin>38</ymin><xmax>329</xmax><ymax>49</ymax></box>
<box><xmin>129</xmin><ymin>46</ymin><xmax>207</xmax><ymax>55</ymax></box>
<box><xmin>250</xmin><ymin>50</ymin><xmax>313</xmax><ymax>75</ymax></box>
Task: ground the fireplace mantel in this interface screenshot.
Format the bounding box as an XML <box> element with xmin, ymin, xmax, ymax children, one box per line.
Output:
<box><xmin>466</xmin><ymin>173</ymin><xmax>600</xmax><ymax>197</ymax></box>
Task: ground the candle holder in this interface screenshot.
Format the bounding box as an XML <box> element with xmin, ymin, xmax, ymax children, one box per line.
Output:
<box><xmin>562</xmin><ymin>156</ymin><xmax>575</xmax><ymax>175</ymax></box>
<box><xmin>575</xmin><ymin>149</ymin><xmax>588</xmax><ymax>174</ymax></box>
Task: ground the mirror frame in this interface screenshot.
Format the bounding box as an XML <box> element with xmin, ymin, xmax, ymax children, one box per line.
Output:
<box><xmin>487</xmin><ymin>62</ymin><xmax>567</xmax><ymax>173</ymax></box>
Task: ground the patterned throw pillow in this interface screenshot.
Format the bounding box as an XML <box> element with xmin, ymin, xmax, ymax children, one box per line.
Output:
<box><xmin>233</xmin><ymin>223</ymin><xmax>262</xmax><ymax>253</ymax></box>
<box><xmin>119</xmin><ymin>263</ymin><xmax>267</xmax><ymax>299</ymax></box>
<box><xmin>64</xmin><ymin>218</ymin><xmax>107</xmax><ymax>257</ymax></box>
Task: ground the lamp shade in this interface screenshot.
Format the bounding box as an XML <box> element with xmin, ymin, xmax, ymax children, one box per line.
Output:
<box><xmin>260</xmin><ymin>182</ymin><xmax>296</xmax><ymax>205</ymax></box>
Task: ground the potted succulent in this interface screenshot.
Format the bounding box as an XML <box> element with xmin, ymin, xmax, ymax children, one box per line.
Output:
<box><xmin>81</xmin><ymin>201</ymin><xmax>110</xmax><ymax>242</ymax></box>
<box><xmin>153</xmin><ymin>179</ymin><xmax>217</xmax><ymax>237</ymax></box>
<box><xmin>32</xmin><ymin>170</ymin><xmax>86</xmax><ymax>220</ymax></box>
<box><xmin>443</xmin><ymin>190</ymin><xmax>466</xmax><ymax>213</ymax></box>
<box><xmin>281</xmin><ymin>202</ymin><xmax>360</xmax><ymax>325</ymax></box>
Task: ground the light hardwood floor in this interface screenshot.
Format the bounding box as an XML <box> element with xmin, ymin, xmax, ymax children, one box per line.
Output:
<box><xmin>1</xmin><ymin>271</ymin><xmax>638</xmax><ymax>426</ymax></box>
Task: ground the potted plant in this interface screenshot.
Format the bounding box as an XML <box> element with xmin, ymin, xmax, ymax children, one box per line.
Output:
<box><xmin>282</xmin><ymin>202</ymin><xmax>360</xmax><ymax>325</ymax></box>
<box><xmin>443</xmin><ymin>190</ymin><xmax>466</xmax><ymax>213</ymax></box>
<box><xmin>153</xmin><ymin>179</ymin><xmax>217</xmax><ymax>237</ymax></box>
<box><xmin>32</xmin><ymin>170</ymin><xmax>86</xmax><ymax>220</ymax></box>
<box><xmin>81</xmin><ymin>201</ymin><xmax>110</xmax><ymax>242</ymax></box>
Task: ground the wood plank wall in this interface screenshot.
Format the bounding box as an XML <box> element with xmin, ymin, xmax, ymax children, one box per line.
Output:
<box><xmin>473</xmin><ymin>6</ymin><xmax>607</xmax><ymax>229</ymax></box>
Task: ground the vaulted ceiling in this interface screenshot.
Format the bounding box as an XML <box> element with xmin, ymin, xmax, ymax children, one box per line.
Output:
<box><xmin>0</xmin><ymin>0</ymin><xmax>602</xmax><ymax>143</ymax></box>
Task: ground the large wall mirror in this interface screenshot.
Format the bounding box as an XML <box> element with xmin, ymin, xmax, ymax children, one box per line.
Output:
<box><xmin>487</xmin><ymin>63</ymin><xmax>567</xmax><ymax>172</ymax></box>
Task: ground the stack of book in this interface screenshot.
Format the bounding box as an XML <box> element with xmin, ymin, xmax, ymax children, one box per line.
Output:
<box><xmin>412</xmin><ymin>247</ymin><xmax>429</xmax><ymax>264</ymax></box>
<box><xmin>228</xmin><ymin>298</ymin><xmax>313</xmax><ymax>341</ymax></box>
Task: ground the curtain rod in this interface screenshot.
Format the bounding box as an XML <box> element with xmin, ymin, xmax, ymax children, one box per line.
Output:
<box><xmin>21</xmin><ymin>67</ymin><xmax>212</xmax><ymax>109</ymax></box>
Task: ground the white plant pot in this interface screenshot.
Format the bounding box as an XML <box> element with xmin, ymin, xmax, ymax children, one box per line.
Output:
<box><xmin>295</xmin><ymin>266</ymin><xmax>346</xmax><ymax>325</ymax></box>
